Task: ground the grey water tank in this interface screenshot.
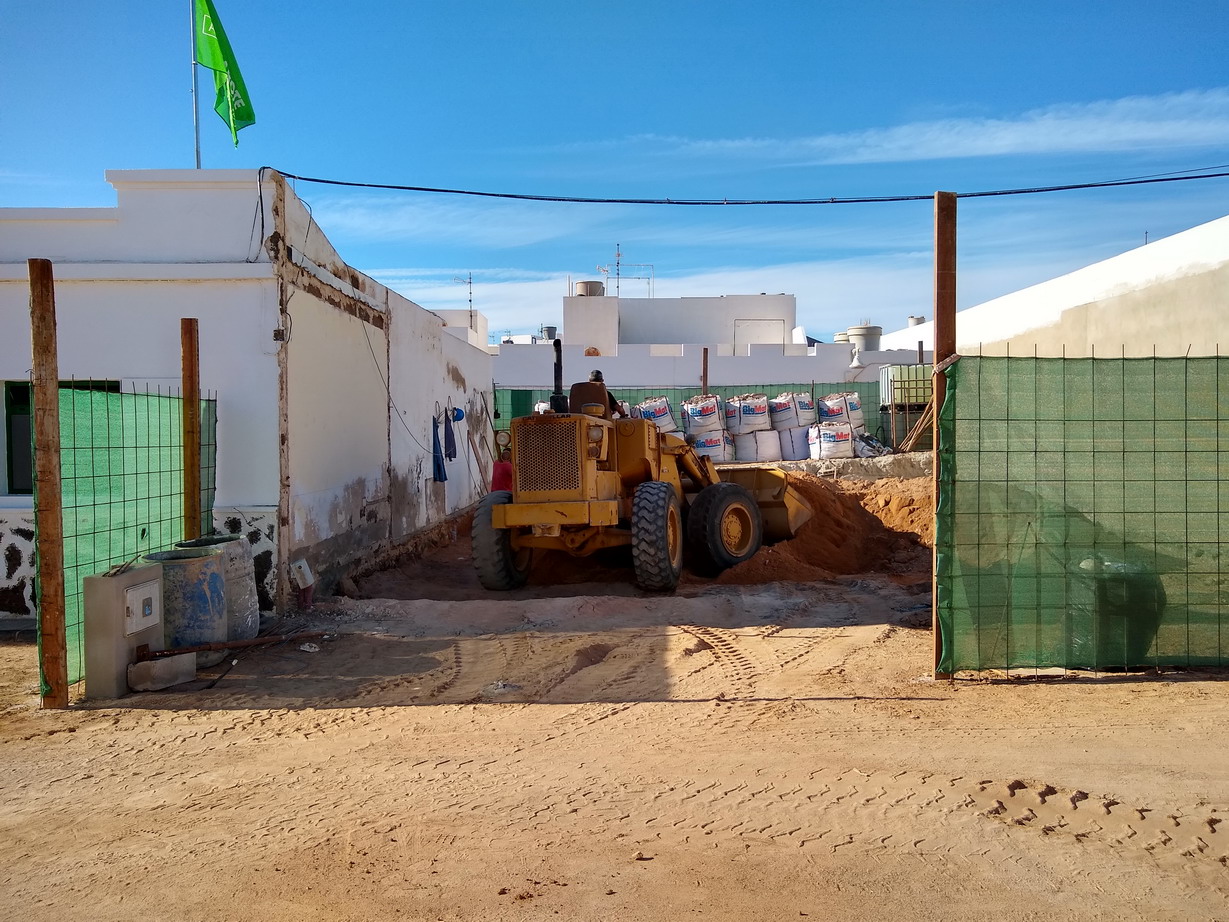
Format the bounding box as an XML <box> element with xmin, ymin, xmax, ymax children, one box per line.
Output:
<box><xmin>846</xmin><ymin>324</ymin><xmax>882</xmax><ymax>352</ymax></box>
<box><xmin>907</xmin><ymin>315</ymin><xmax>926</xmax><ymax>327</ymax></box>
<box><xmin>575</xmin><ymin>280</ymin><xmax>605</xmax><ymax>297</ymax></box>
<box><xmin>541</xmin><ymin>325</ymin><xmax>558</xmax><ymax>340</ymax></box>
<box><xmin>144</xmin><ymin>548</ymin><xmax>227</xmax><ymax>666</ymax></box>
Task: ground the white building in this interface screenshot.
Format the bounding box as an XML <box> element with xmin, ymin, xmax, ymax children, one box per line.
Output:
<box><xmin>493</xmin><ymin>281</ymin><xmax>924</xmax><ymax>392</ymax></box>
<box><xmin>881</xmin><ymin>214</ymin><xmax>1229</xmax><ymax>355</ymax></box>
<box><xmin>0</xmin><ymin>170</ymin><xmax>493</xmax><ymax>619</ymax></box>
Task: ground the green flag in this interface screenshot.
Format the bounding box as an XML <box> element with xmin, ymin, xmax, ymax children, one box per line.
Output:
<box><xmin>194</xmin><ymin>0</ymin><xmax>255</xmax><ymax>145</ymax></box>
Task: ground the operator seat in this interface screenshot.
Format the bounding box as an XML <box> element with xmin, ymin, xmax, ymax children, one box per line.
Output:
<box><xmin>569</xmin><ymin>381</ymin><xmax>611</xmax><ymax>419</ymax></box>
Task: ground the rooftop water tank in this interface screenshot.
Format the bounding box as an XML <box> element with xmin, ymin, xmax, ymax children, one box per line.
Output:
<box><xmin>575</xmin><ymin>280</ymin><xmax>605</xmax><ymax>297</ymax></box>
<box><xmin>833</xmin><ymin>331</ymin><xmax>850</xmax><ymax>343</ymax></box>
<box><xmin>541</xmin><ymin>325</ymin><xmax>558</xmax><ymax>340</ymax></box>
<box><xmin>907</xmin><ymin>315</ymin><xmax>926</xmax><ymax>327</ymax></box>
<box><xmin>846</xmin><ymin>324</ymin><xmax>882</xmax><ymax>352</ymax></box>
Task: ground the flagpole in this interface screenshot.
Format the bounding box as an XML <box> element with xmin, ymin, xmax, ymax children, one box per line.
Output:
<box><xmin>190</xmin><ymin>0</ymin><xmax>201</xmax><ymax>168</ymax></box>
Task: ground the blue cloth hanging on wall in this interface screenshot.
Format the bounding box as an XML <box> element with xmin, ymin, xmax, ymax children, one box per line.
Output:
<box><xmin>431</xmin><ymin>415</ymin><xmax>448</xmax><ymax>482</ymax></box>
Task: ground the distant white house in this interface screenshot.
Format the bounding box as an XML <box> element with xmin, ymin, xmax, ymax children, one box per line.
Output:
<box><xmin>881</xmin><ymin>214</ymin><xmax>1229</xmax><ymax>355</ymax></box>
<box><xmin>0</xmin><ymin>169</ymin><xmax>493</xmax><ymax>619</ymax></box>
<box><xmin>493</xmin><ymin>281</ymin><xmax>926</xmax><ymax>393</ymax></box>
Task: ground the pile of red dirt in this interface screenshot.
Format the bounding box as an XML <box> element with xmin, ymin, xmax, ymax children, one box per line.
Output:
<box><xmin>715</xmin><ymin>473</ymin><xmax>932</xmax><ymax>586</ymax></box>
<box><xmin>841</xmin><ymin>476</ymin><xmax>934</xmax><ymax>547</ymax></box>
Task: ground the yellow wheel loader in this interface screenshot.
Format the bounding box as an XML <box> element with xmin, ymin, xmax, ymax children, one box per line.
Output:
<box><xmin>474</xmin><ymin>342</ymin><xmax>813</xmax><ymax>591</ymax></box>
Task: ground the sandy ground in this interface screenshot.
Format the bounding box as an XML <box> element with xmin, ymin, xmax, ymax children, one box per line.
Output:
<box><xmin>1</xmin><ymin>474</ymin><xmax>1227</xmax><ymax>921</ymax></box>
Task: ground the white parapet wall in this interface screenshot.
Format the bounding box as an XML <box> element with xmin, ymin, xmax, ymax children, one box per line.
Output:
<box><xmin>493</xmin><ymin>341</ymin><xmax>926</xmax><ymax>391</ymax></box>
<box><xmin>881</xmin><ymin>213</ymin><xmax>1229</xmax><ymax>356</ymax></box>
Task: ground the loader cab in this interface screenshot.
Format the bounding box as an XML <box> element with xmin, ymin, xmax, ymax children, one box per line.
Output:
<box><xmin>569</xmin><ymin>381</ymin><xmax>613</xmax><ymax>419</ymax></box>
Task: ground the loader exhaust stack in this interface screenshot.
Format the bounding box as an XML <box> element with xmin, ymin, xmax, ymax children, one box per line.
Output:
<box><xmin>548</xmin><ymin>339</ymin><xmax>569</xmax><ymax>413</ymax></box>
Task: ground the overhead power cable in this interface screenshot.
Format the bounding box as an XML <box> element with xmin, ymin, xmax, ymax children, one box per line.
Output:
<box><xmin>269</xmin><ymin>167</ymin><xmax>1229</xmax><ymax>206</ymax></box>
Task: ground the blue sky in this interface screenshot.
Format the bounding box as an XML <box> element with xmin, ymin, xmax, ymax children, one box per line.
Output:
<box><xmin>3</xmin><ymin>1</ymin><xmax>1228</xmax><ymax>341</ymax></box>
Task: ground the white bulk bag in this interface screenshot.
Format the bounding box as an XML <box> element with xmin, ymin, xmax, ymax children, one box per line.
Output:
<box><xmin>778</xmin><ymin>425</ymin><xmax>810</xmax><ymax>461</ymax></box>
<box><xmin>692</xmin><ymin>430</ymin><xmax>734</xmax><ymax>463</ymax></box>
<box><xmin>726</xmin><ymin>393</ymin><xmax>771</xmax><ymax>435</ymax></box>
<box><xmin>824</xmin><ymin>392</ymin><xmax>866</xmax><ymax>432</ymax></box>
<box><xmin>793</xmin><ymin>392</ymin><xmax>819</xmax><ymax>427</ymax></box>
<box><xmin>769</xmin><ymin>392</ymin><xmax>819</xmax><ymax>431</ymax></box>
<box><xmin>681</xmin><ymin>394</ymin><xmax>725</xmax><ymax>434</ymax></box>
<box><xmin>634</xmin><ymin>395</ymin><xmax>679</xmax><ymax>433</ymax></box>
<box><xmin>813</xmin><ymin>422</ymin><xmax>856</xmax><ymax>459</ymax></box>
<box><xmin>755</xmin><ymin>428</ymin><xmax>783</xmax><ymax>462</ymax></box>
<box><xmin>768</xmin><ymin>393</ymin><xmax>800</xmax><ymax>431</ymax></box>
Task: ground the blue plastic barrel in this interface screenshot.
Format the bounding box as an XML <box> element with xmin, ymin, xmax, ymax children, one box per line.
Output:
<box><xmin>144</xmin><ymin>548</ymin><xmax>227</xmax><ymax>667</ymax></box>
<box><xmin>175</xmin><ymin>534</ymin><xmax>260</xmax><ymax>641</ymax></box>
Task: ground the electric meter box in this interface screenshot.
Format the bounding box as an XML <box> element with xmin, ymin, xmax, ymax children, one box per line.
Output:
<box><xmin>123</xmin><ymin>579</ymin><xmax>161</xmax><ymax>636</ymax></box>
<box><xmin>84</xmin><ymin>561</ymin><xmax>168</xmax><ymax>701</ymax></box>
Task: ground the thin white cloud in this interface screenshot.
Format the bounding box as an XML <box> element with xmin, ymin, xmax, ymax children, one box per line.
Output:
<box><xmin>555</xmin><ymin>88</ymin><xmax>1229</xmax><ymax>165</ymax></box>
<box><xmin>310</xmin><ymin>196</ymin><xmax>618</xmax><ymax>248</ymax></box>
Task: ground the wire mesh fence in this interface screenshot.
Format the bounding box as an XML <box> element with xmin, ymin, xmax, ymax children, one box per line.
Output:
<box><xmin>36</xmin><ymin>382</ymin><xmax>218</xmax><ymax>689</ymax></box>
<box><xmin>493</xmin><ymin>382</ymin><xmax>882</xmax><ymax>433</ymax></box>
<box><xmin>936</xmin><ymin>356</ymin><xmax>1228</xmax><ymax>674</ymax></box>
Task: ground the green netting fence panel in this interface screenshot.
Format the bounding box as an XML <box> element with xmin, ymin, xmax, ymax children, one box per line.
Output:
<box><xmin>493</xmin><ymin>382</ymin><xmax>881</xmax><ymax>432</ymax></box>
<box><xmin>36</xmin><ymin>387</ymin><xmax>217</xmax><ymax>690</ymax></box>
<box><xmin>937</xmin><ymin>357</ymin><xmax>1228</xmax><ymax>673</ymax></box>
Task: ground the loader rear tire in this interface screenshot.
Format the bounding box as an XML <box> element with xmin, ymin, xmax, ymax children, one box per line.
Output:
<box><xmin>473</xmin><ymin>491</ymin><xmax>531</xmax><ymax>590</ymax></box>
<box><xmin>631</xmin><ymin>481</ymin><xmax>683</xmax><ymax>591</ymax></box>
<box><xmin>687</xmin><ymin>482</ymin><xmax>763</xmax><ymax>575</ymax></box>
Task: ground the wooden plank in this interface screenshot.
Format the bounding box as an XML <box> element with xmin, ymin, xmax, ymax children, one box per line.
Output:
<box><xmin>181</xmin><ymin>318</ymin><xmax>202</xmax><ymax>539</ymax></box>
<box><xmin>29</xmin><ymin>258</ymin><xmax>68</xmax><ymax>708</ymax></box>
<box><xmin>932</xmin><ymin>191</ymin><xmax>957</xmax><ymax>679</ymax></box>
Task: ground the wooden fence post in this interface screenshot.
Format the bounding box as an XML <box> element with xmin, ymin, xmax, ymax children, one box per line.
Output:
<box><xmin>181</xmin><ymin>318</ymin><xmax>202</xmax><ymax>539</ymax></box>
<box><xmin>29</xmin><ymin>258</ymin><xmax>68</xmax><ymax>708</ymax></box>
<box><xmin>932</xmin><ymin>192</ymin><xmax>958</xmax><ymax>679</ymax></box>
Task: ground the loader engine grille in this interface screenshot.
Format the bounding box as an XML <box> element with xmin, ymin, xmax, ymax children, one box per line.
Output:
<box><xmin>515</xmin><ymin>420</ymin><xmax>581</xmax><ymax>493</ymax></box>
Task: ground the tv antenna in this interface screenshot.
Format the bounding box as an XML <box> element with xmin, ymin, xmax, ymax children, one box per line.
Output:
<box><xmin>597</xmin><ymin>244</ymin><xmax>654</xmax><ymax>297</ymax></box>
<box><xmin>451</xmin><ymin>272</ymin><xmax>474</xmax><ymax>330</ymax></box>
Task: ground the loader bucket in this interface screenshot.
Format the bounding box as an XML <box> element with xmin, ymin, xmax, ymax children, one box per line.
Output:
<box><xmin>718</xmin><ymin>467</ymin><xmax>813</xmax><ymax>542</ymax></box>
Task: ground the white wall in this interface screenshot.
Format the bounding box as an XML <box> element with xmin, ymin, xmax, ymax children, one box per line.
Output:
<box><xmin>435</xmin><ymin>309</ymin><xmax>489</xmax><ymax>349</ymax></box>
<box><xmin>387</xmin><ymin>295</ymin><xmax>493</xmax><ymax>541</ymax></box>
<box><xmin>493</xmin><ymin>341</ymin><xmax>923</xmax><ymax>391</ymax></box>
<box><xmin>563</xmin><ymin>293</ymin><xmax>797</xmax><ymax>354</ymax></box>
<box><xmin>0</xmin><ymin>176</ymin><xmax>283</xmax><ymax>509</ymax></box>
<box><xmin>284</xmin><ymin>287</ymin><xmax>391</xmax><ymax>554</ymax></box>
<box><xmin>881</xmin><ymin>213</ymin><xmax>1229</xmax><ymax>355</ymax></box>
<box><xmin>0</xmin><ymin>168</ymin><xmax>495</xmax><ymax>616</ymax></box>
<box><xmin>0</xmin><ymin>169</ymin><xmax>284</xmax><ymax>617</ymax></box>
<box><xmin>562</xmin><ymin>295</ymin><xmax>620</xmax><ymax>355</ymax></box>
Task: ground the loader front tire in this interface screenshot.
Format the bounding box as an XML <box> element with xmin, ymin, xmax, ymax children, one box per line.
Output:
<box><xmin>631</xmin><ymin>481</ymin><xmax>683</xmax><ymax>591</ymax></box>
<box><xmin>472</xmin><ymin>491</ymin><xmax>531</xmax><ymax>590</ymax></box>
<box><xmin>687</xmin><ymin>482</ymin><xmax>763</xmax><ymax>575</ymax></box>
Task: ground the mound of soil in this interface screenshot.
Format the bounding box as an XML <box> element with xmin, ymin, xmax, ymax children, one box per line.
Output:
<box><xmin>716</xmin><ymin>473</ymin><xmax>922</xmax><ymax>585</ymax></box>
<box><xmin>841</xmin><ymin>476</ymin><xmax>934</xmax><ymax>547</ymax></box>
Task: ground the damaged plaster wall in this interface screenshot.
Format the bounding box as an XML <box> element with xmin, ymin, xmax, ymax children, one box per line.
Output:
<box><xmin>281</xmin><ymin>285</ymin><xmax>392</xmax><ymax>593</ymax></box>
<box><xmin>272</xmin><ymin>174</ymin><xmax>493</xmax><ymax>590</ymax></box>
<box><xmin>387</xmin><ymin>289</ymin><xmax>493</xmax><ymax>543</ymax></box>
